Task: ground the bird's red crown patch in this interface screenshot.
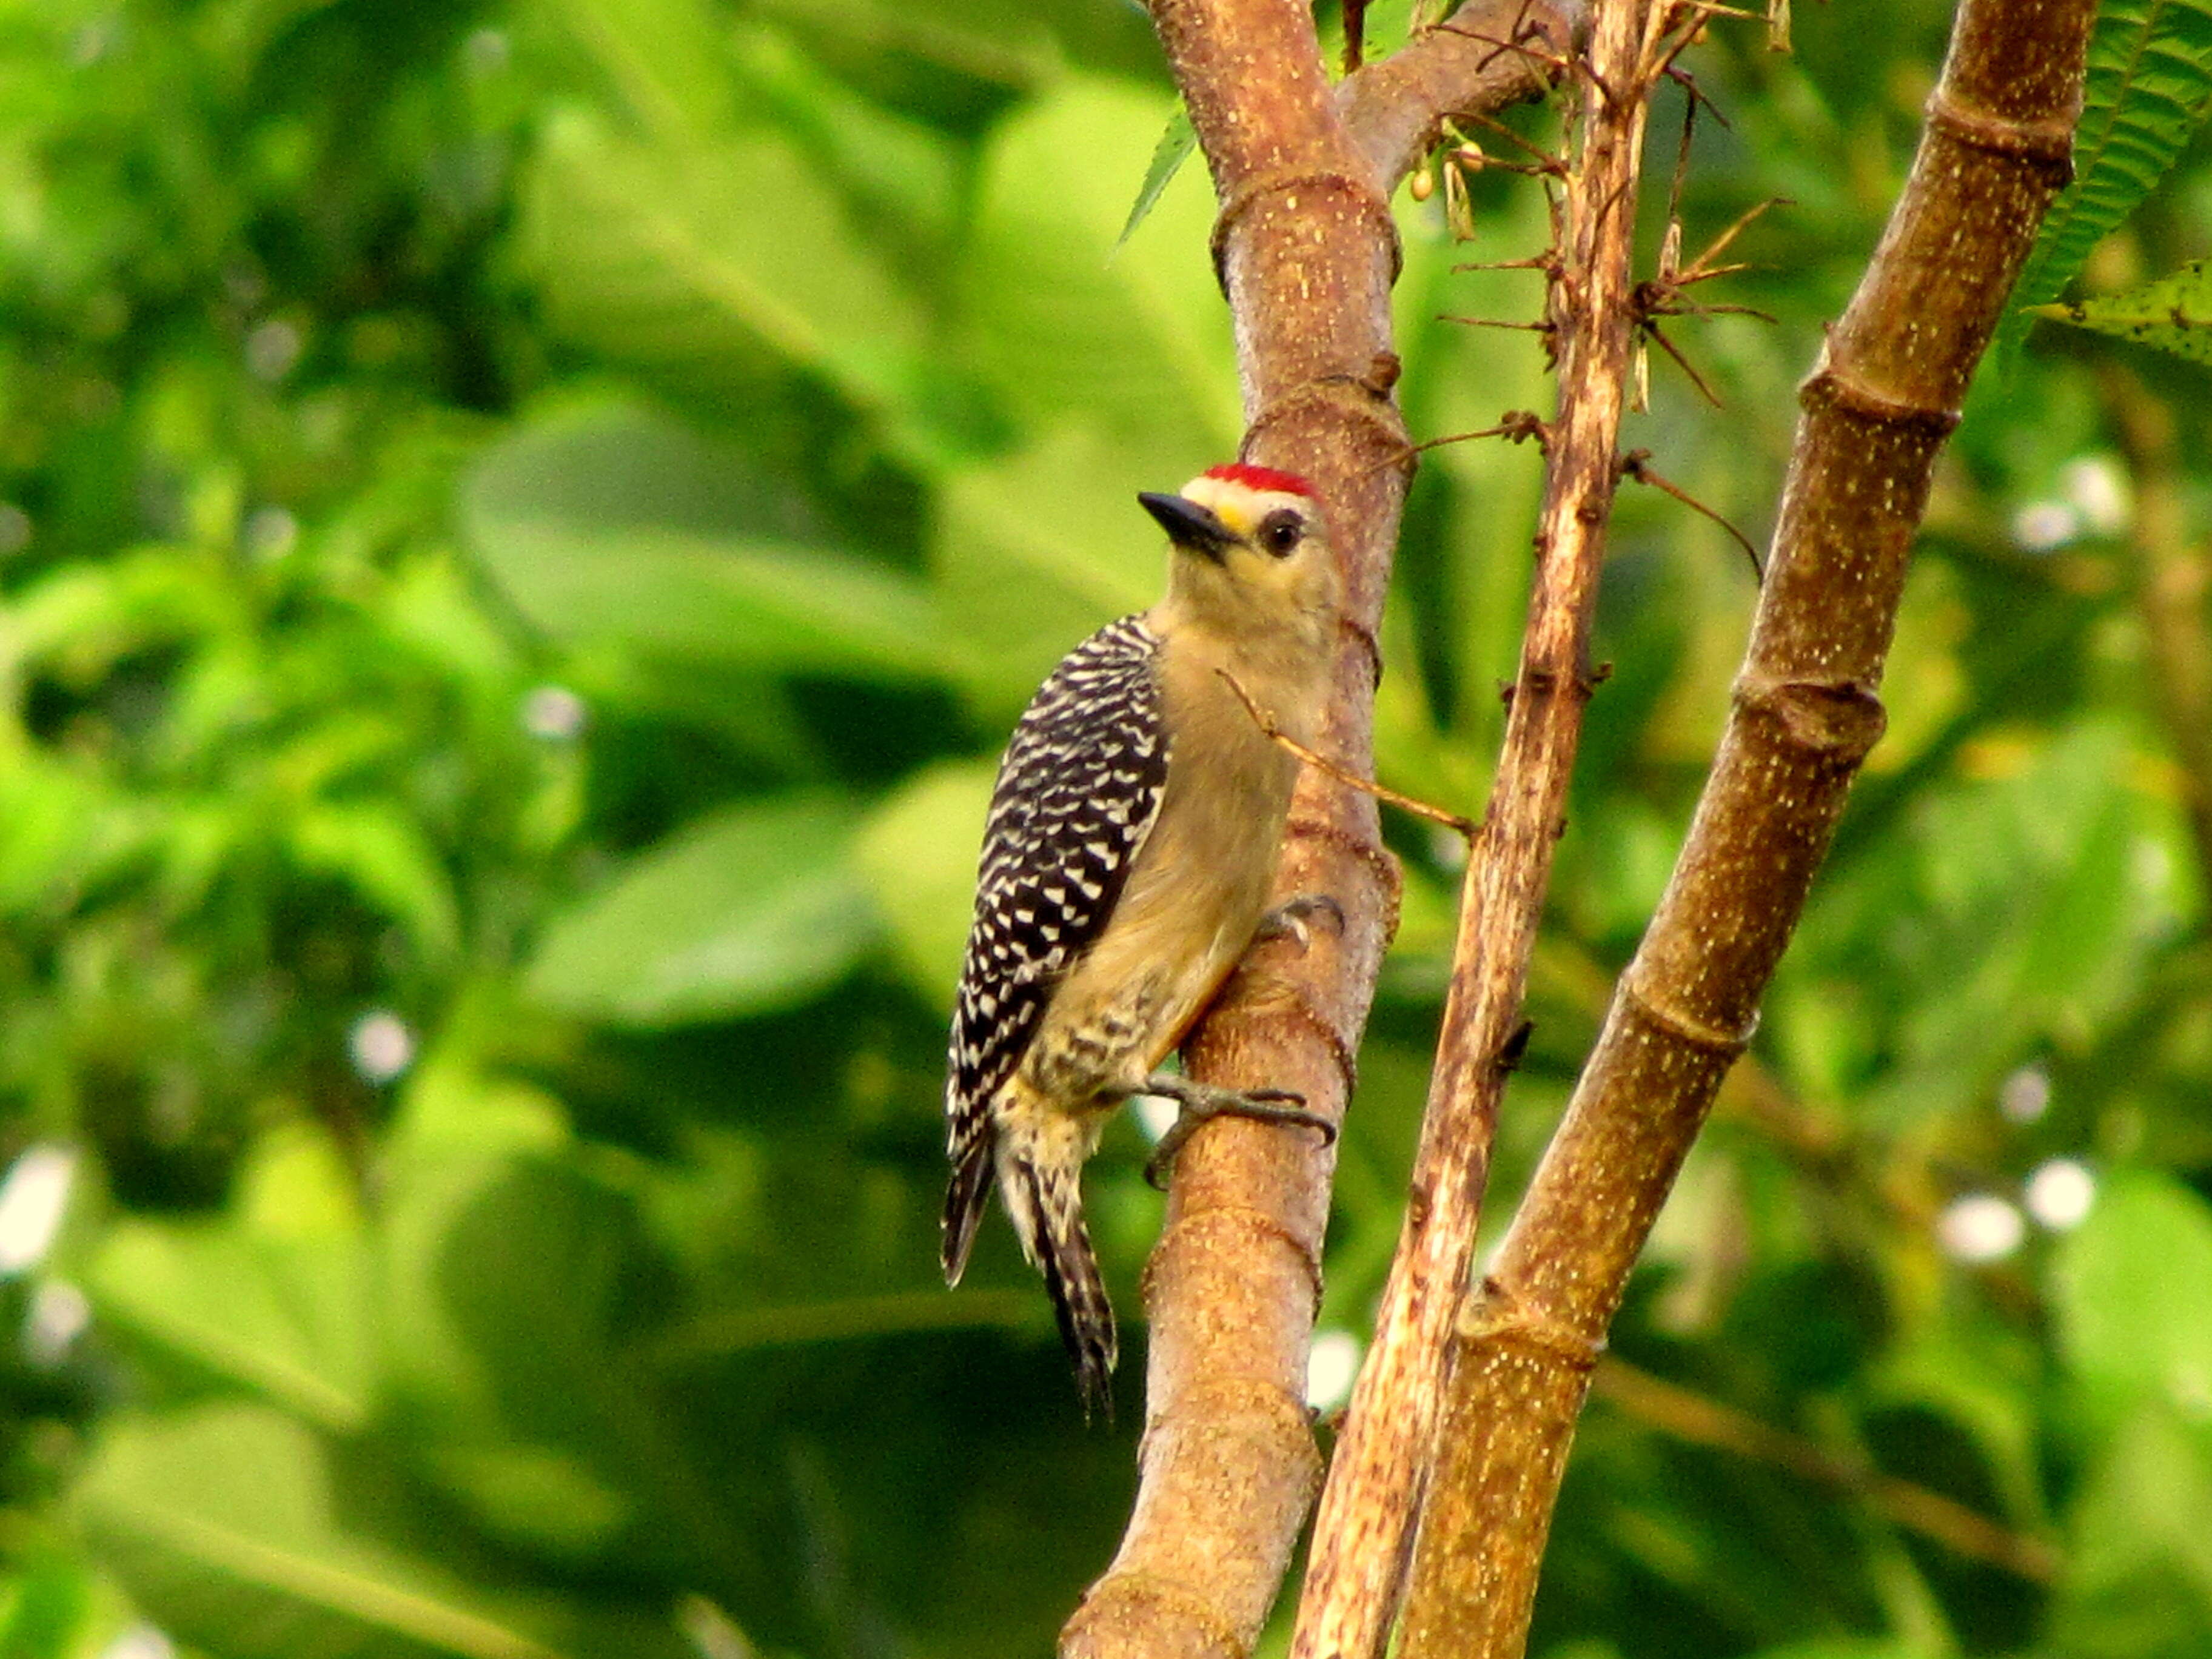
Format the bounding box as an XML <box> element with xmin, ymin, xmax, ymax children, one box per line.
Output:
<box><xmin>1204</xmin><ymin>463</ymin><xmax>1317</xmax><ymax>498</ymax></box>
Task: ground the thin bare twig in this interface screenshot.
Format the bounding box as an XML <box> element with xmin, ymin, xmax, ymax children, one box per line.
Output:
<box><xmin>1219</xmin><ymin>669</ymin><xmax>1481</xmax><ymax>837</ymax></box>
<box><xmin>1664</xmin><ymin>62</ymin><xmax>1735</xmax><ymax>126</ymax></box>
<box><xmin>1456</xmin><ymin>107</ymin><xmax>1572</xmax><ymax>169</ymax></box>
<box><xmin>1591</xmin><ymin>1359</ymin><xmax>2062</xmax><ymax>1582</ymax></box>
<box><xmin>1443</xmin><ymin>312</ymin><xmax>1558</xmax><ymax>330</ymax></box>
<box><xmin>1678</xmin><ymin>195</ymin><xmax>1789</xmax><ymax>282</ymax></box>
<box><xmin>1641</xmin><ymin>318</ymin><xmax>1728</xmax><ymax>404</ymax></box>
<box><xmin>1401</xmin><ymin>410</ymin><xmax>1555</xmax><ymax>459</ymax></box>
<box><xmin>1620</xmin><ymin>447</ymin><xmax>1762</xmax><ymax>577</ymax></box>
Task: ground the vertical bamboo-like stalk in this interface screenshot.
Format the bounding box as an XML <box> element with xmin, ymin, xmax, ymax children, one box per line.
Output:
<box><xmin>1395</xmin><ymin>0</ymin><xmax>2093</xmax><ymax>1649</ymax></box>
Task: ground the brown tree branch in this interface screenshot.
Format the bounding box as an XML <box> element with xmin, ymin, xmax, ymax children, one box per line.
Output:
<box><xmin>1058</xmin><ymin>5</ymin><xmax>1570</xmax><ymax>1656</ymax></box>
<box><xmin>1290</xmin><ymin>0</ymin><xmax>1667</xmax><ymax>1649</ymax></box>
<box><xmin>1395</xmin><ymin>0</ymin><xmax>2094</xmax><ymax>1650</ymax></box>
<box><xmin>1336</xmin><ymin>2</ymin><xmax>1585</xmax><ymax>187</ymax></box>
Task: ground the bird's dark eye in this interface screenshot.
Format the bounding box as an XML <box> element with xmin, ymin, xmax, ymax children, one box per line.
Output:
<box><xmin>1258</xmin><ymin>509</ymin><xmax>1304</xmax><ymax>557</ymax></box>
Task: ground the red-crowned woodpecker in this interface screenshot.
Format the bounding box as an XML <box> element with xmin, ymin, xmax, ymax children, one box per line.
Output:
<box><xmin>940</xmin><ymin>464</ymin><xmax>1343</xmax><ymax>1413</ymax></box>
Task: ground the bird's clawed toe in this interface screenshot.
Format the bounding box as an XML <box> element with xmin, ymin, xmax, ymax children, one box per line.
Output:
<box><xmin>1255</xmin><ymin>892</ymin><xmax>1347</xmax><ymax>952</ymax></box>
<box><xmin>1139</xmin><ymin>1073</ymin><xmax>1338</xmax><ymax>1189</ymax></box>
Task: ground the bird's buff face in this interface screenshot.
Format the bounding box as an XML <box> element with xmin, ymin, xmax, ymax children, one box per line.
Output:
<box><xmin>1139</xmin><ymin>466</ymin><xmax>1341</xmax><ymax>643</ymax></box>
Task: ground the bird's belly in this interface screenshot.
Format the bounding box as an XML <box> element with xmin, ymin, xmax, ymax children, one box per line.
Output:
<box><xmin>1014</xmin><ymin>756</ymin><xmax>1291</xmax><ymax>1112</ymax></box>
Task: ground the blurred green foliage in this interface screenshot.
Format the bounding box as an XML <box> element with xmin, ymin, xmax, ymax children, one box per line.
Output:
<box><xmin>0</xmin><ymin>0</ymin><xmax>2209</xmax><ymax>1655</ymax></box>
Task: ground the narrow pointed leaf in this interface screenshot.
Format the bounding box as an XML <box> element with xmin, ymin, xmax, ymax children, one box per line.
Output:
<box><xmin>2004</xmin><ymin>0</ymin><xmax>2212</xmax><ymax>355</ymax></box>
<box><xmin>2031</xmin><ymin>257</ymin><xmax>2212</xmax><ymax>364</ymax></box>
<box><xmin>1115</xmin><ymin>104</ymin><xmax>1196</xmax><ymax>250</ymax></box>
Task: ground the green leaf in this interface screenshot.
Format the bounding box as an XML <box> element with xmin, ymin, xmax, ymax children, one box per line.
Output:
<box><xmin>520</xmin><ymin>107</ymin><xmax>931</xmax><ymax>429</ymax></box>
<box><xmin>1116</xmin><ymin>103</ymin><xmax>1196</xmax><ymax>249</ymax></box>
<box><xmin>544</xmin><ymin>0</ymin><xmax>736</xmax><ymax>144</ymax></box>
<box><xmin>286</xmin><ymin>803</ymin><xmax>463</xmax><ymax>964</ymax></box>
<box><xmin>963</xmin><ymin>77</ymin><xmax>1240</xmax><ymax>474</ymax></box>
<box><xmin>0</xmin><ymin>1553</ymin><xmax>96</xmax><ymax>1659</ymax></box>
<box><xmin>476</xmin><ymin>521</ymin><xmax>947</xmax><ymax>682</ymax></box>
<box><xmin>373</xmin><ymin>1153</ymin><xmax>760</xmax><ymax>1584</ymax></box>
<box><xmin>2050</xmin><ymin>1405</ymin><xmax>2212</xmax><ymax>1658</ymax></box>
<box><xmin>75</xmin><ymin>1404</ymin><xmax>693</xmax><ymax>1659</ymax></box>
<box><xmin>463</xmin><ymin>401</ymin><xmax>824</xmax><ymax>549</ymax></box>
<box><xmin>2051</xmin><ymin>1171</ymin><xmax>2212</xmax><ymax>1421</ymax></box>
<box><xmin>1867</xmin><ymin>723</ymin><xmax>2160</xmax><ymax>1127</ymax></box>
<box><xmin>463</xmin><ymin>403</ymin><xmax>948</xmax><ymax>680</ymax></box>
<box><xmin>933</xmin><ymin>427</ymin><xmax>1162</xmax><ymax>711</ymax></box>
<box><xmin>851</xmin><ymin>759</ymin><xmax>994</xmax><ymax>1009</ymax></box>
<box><xmin>7</xmin><ymin>546</ymin><xmax>238</xmax><ymax>676</ymax></box>
<box><xmin>2005</xmin><ymin>0</ymin><xmax>2212</xmax><ymax>354</ymax></box>
<box><xmin>2032</xmin><ymin>256</ymin><xmax>2212</xmax><ymax>363</ymax></box>
<box><xmin>414</xmin><ymin>1447</ymin><xmax>631</xmax><ymax>1564</ymax></box>
<box><xmin>87</xmin><ymin>1223</ymin><xmax>376</xmax><ymax>1435</ymax></box>
<box><xmin>375</xmin><ymin>1156</ymin><xmax>646</xmax><ymax>1558</ymax></box>
<box><xmin>750</xmin><ymin>0</ymin><xmax>1161</xmax><ymax>95</ymax></box>
<box><xmin>523</xmin><ymin>796</ymin><xmax>877</xmax><ymax>1025</ymax></box>
<box><xmin>0</xmin><ymin>755</ymin><xmax>113</xmax><ymax>914</ymax></box>
<box><xmin>731</xmin><ymin>21</ymin><xmax>964</xmax><ymax>256</ymax></box>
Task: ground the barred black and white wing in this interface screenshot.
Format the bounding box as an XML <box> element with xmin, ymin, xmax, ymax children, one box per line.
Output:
<box><xmin>940</xmin><ymin>614</ymin><xmax>1168</xmax><ymax>1285</ymax></box>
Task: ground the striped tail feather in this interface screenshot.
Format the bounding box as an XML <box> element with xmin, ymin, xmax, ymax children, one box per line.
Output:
<box><xmin>1017</xmin><ymin>1158</ymin><xmax>1119</xmax><ymax>1420</ymax></box>
<box><xmin>941</xmin><ymin>1121</ymin><xmax>995</xmax><ymax>1286</ymax></box>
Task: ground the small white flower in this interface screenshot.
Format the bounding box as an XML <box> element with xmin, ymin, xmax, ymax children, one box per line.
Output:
<box><xmin>1306</xmin><ymin>1329</ymin><xmax>1363</xmax><ymax>1412</ymax></box>
<box><xmin>243</xmin><ymin>506</ymin><xmax>297</xmax><ymax>561</ymax></box>
<box><xmin>2060</xmin><ymin>455</ymin><xmax>2130</xmax><ymax>536</ymax></box>
<box><xmin>2023</xmin><ymin>1158</ymin><xmax>2095</xmax><ymax>1231</ymax></box>
<box><xmin>24</xmin><ymin>1280</ymin><xmax>91</xmax><ymax>1366</ymax></box>
<box><xmin>1937</xmin><ymin>1193</ymin><xmax>2025</xmax><ymax>1264</ymax></box>
<box><xmin>246</xmin><ymin>318</ymin><xmax>303</xmax><ymax>382</ymax></box>
<box><xmin>521</xmin><ymin>685</ymin><xmax>588</xmax><ymax>741</ymax></box>
<box><xmin>0</xmin><ymin>1146</ymin><xmax>78</xmax><ymax>1276</ymax></box>
<box><xmin>464</xmin><ymin>27</ymin><xmax>511</xmax><ymax>73</ymax></box>
<box><xmin>349</xmin><ymin>1011</ymin><xmax>415</xmax><ymax>1084</ymax></box>
<box><xmin>99</xmin><ymin>1626</ymin><xmax>177</xmax><ymax>1659</ymax></box>
<box><xmin>1998</xmin><ymin>1065</ymin><xmax>2051</xmax><ymax>1124</ymax></box>
<box><xmin>2011</xmin><ymin>500</ymin><xmax>2077</xmax><ymax>553</ymax></box>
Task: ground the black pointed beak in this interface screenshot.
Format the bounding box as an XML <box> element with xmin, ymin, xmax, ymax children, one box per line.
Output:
<box><xmin>1138</xmin><ymin>491</ymin><xmax>1235</xmax><ymax>563</ymax></box>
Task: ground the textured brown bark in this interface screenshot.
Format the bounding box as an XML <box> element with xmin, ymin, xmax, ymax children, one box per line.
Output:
<box><xmin>1395</xmin><ymin>0</ymin><xmax>2094</xmax><ymax>1650</ymax></box>
<box><xmin>1057</xmin><ymin>5</ymin><xmax>1572</xmax><ymax>1657</ymax></box>
<box><xmin>1289</xmin><ymin>0</ymin><xmax>1661</xmax><ymax>1646</ymax></box>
